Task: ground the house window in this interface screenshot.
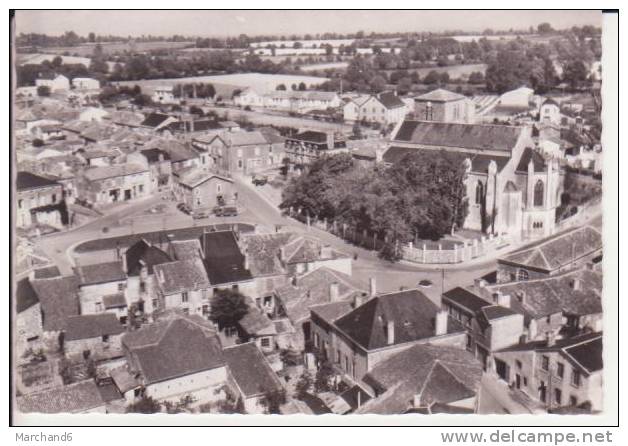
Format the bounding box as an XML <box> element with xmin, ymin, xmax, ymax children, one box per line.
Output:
<box><xmin>102</xmin><ymin>335</ymin><xmax>110</xmax><ymax>342</ymax></box>
<box><xmin>517</xmin><ymin>269</ymin><xmax>529</xmax><ymax>281</ymax></box>
<box><xmin>181</xmin><ymin>292</ymin><xmax>189</xmax><ymax>303</ymax></box>
<box><xmin>118</xmin><ymin>283</ymin><xmax>125</xmax><ymax>291</ymax></box>
<box><xmin>139</xmin><ymin>185</ymin><xmax>144</xmax><ymax>193</ymax></box>
<box><xmin>314</xmin><ymin>333</ymin><xmax>320</xmax><ymax>348</ymax></box>
<box><xmin>523</xmin><ymin>376</ymin><xmax>528</xmax><ymax>386</ymax></box>
<box><xmin>120</xmin><ymin>316</ymin><xmax>128</xmax><ymax>325</ymax></box>
<box><xmin>557</xmin><ymin>362</ymin><xmax>564</xmax><ymax>379</ymax></box>
<box><xmin>475</xmin><ymin>181</ymin><xmax>484</xmax><ymax>205</ymax></box>
<box><xmin>238</xmin><ymin>160</ymin><xmax>243</xmax><ymax>169</ymax></box>
<box><xmin>260</xmin><ymin>337</ymin><xmax>271</xmax><ymax>348</ymax></box>
<box><xmin>466</xmin><ymin>334</ymin><xmax>473</xmax><ymax>352</ymax></box>
<box><xmin>217</xmin><ymin>184</ymin><xmax>222</xmax><ymax>193</ymax></box>
<box><xmin>571</xmin><ymin>371</ymin><xmax>581</xmax><ymax>387</ymax></box>
<box><xmin>554</xmin><ymin>388</ymin><xmax>562</xmax><ymax>406</ymax></box>
<box><xmin>52</xmin><ymin>194</ymin><xmax>57</xmax><ymax>203</ymax></box>
<box><xmin>152</xmin><ymin>298</ymin><xmax>158</xmax><ymax>310</ymax></box>
<box><xmin>516</xmin><ymin>360</ymin><xmax>522</xmax><ymax>369</ymax></box>
<box><xmin>140</xmin><ymin>282</ymin><xmax>146</xmax><ymax>293</ymax></box>
<box><xmin>202</xmin><ymin>305</ymin><xmax>210</xmax><ymax>316</ymax></box>
<box><xmin>534</xmin><ymin>180</ymin><xmax>544</xmax><ymax>207</ymax></box>
<box><xmin>541</xmin><ymin>355</ymin><xmax>549</xmax><ymax>371</ymax></box>
<box><xmin>569</xmin><ymin>395</ymin><xmax>578</xmax><ymax>406</ymax></box>
<box><xmin>18</xmin><ymin>199</ymin><xmax>23</xmax><ymax>209</ymax></box>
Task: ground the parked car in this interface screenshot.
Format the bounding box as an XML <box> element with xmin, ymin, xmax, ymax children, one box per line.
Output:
<box><xmin>252</xmin><ymin>175</ymin><xmax>268</xmax><ymax>186</ymax></box>
<box><xmin>176</xmin><ymin>203</ymin><xmax>191</xmax><ymax>215</ymax></box>
<box><xmin>213</xmin><ymin>205</ymin><xmax>239</xmax><ymax>217</ymax></box>
<box><xmin>418</xmin><ymin>279</ymin><xmax>433</xmax><ymax>288</ymax></box>
<box><xmin>192</xmin><ymin>209</ymin><xmax>210</xmax><ymax>219</ymax></box>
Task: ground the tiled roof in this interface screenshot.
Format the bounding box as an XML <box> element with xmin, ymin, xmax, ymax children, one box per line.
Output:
<box><xmin>102</xmin><ymin>293</ymin><xmax>127</xmax><ymax>309</ymax></box>
<box><xmin>561</xmin><ymin>334</ymin><xmax>603</xmax><ymax>374</ymax></box>
<box><xmin>282</xmin><ymin>236</ymin><xmax>350</xmax><ymax>264</ymax></box>
<box><xmin>415</xmin><ymin>88</ymin><xmax>466</xmax><ymax>102</ymax></box>
<box><xmin>168</xmin><ymin>239</ymin><xmax>203</xmax><ymax>261</ymax></box>
<box><xmin>16</xmin><ymin>277</ymin><xmax>39</xmax><ymax>313</ymax></box>
<box><xmin>488</xmin><ymin>268</ymin><xmax>602</xmax><ymax>319</ymax></box>
<box><xmin>442</xmin><ymin>287</ymin><xmax>491</xmax><ymax>313</ymax></box>
<box><xmin>223</xmin><ymin>342</ymin><xmax>283</xmax><ymax>398</ymax></box>
<box><xmin>499</xmin><ymin>226</ymin><xmax>602</xmax><ymax>273</ymax></box>
<box><xmin>176</xmin><ymin>168</ymin><xmax>233</xmax><ymax>189</ymax></box>
<box><xmin>394</xmin><ymin>120</ymin><xmax>521</xmax><ymax>152</ymax></box>
<box><xmin>125</xmin><ymin>239</ymin><xmax>172</xmax><ymax>276</ymax></box>
<box><xmin>200</xmin><ymin>231</ymin><xmax>252</xmax><ymax>285</ymax></box>
<box><xmin>154</xmin><ymin>258</ymin><xmax>209</xmax><ymax>295</ymax></box>
<box><xmin>123</xmin><ymin>317</ymin><xmax>224</xmax><ymax>384</ymax></box>
<box><xmin>16</xmin><ymin>171</ymin><xmax>59</xmax><ymax>191</ymax></box>
<box><xmin>17</xmin><ymin>380</ymin><xmax>104</xmax><ymax>414</ymax></box>
<box><xmin>83</xmin><ymin>164</ymin><xmax>147</xmax><ymax>182</ymax></box>
<box><xmin>481</xmin><ymin>304</ymin><xmax>518</xmax><ymax>320</ymax></box>
<box><xmin>238</xmin><ymin>304</ymin><xmax>276</xmax><ymax>336</ymax></box>
<box><xmin>76</xmin><ymin>261</ymin><xmax>126</xmax><ymax>286</ymax></box>
<box><xmin>289</xmin><ymin>130</ymin><xmax>328</xmax><ymax>144</ymax></box>
<box><xmin>334</xmin><ymin>289</ymin><xmax>464</xmax><ymax>351</ymax></box>
<box><xmin>64</xmin><ymin>313</ymin><xmax>125</xmax><ymax>341</ymax></box>
<box><xmin>140</xmin><ymin>148</ymin><xmax>171</xmax><ymax>163</ymax></box>
<box><xmin>357</xmin><ymin>344</ymin><xmax>482</xmax><ymax>414</ymax></box>
<box><xmin>219</xmin><ymin>131</ymin><xmax>269</xmax><ymax>147</ymax></box>
<box><xmin>240</xmin><ymin>232</ymin><xmax>295</xmax><ymax>277</ymax></box>
<box><xmin>140</xmin><ymin>112</ymin><xmax>173</xmax><ymax>128</ymax></box>
<box><xmin>277</xmin><ymin>267</ymin><xmax>365</xmax><ymax>323</ymax></box>
<box><xmin>376</xmin><ymin>92</ymin><xmax>405</xmax><ymax>109</ymax></box>
<box><xmin>31</xmin><ymin>276</ymin><xmax>79</xmax><ymax>332</ymax></box>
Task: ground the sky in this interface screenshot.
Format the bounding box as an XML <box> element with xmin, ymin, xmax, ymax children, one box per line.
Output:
<box><xmin>15</xmin><ymin>10</ymin><xmax>602</xmax><ymax>39</ymax></box>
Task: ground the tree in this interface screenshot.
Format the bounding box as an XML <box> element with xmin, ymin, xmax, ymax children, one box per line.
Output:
<box><xmin>276</xmin><ymin>83</ymin><xmax>287</xmax><ymax>91</ymax></box>
<box><xmin>209</xmin><ymin>289</ymin><xmax>249</xmax><ymax>330</ymax></box>
<box><xmin>298</xmin><ymin>82</ymin><xmax>307</xmax><ymax>91</ymax></box>
<box><xmin>52</xmin><ymin>56</ymin><xmax>63</xmax><ymax>67</ymax></box>
<box><xmin>423</xmin><ymin>70</ymin><xmax>441</xmax><ymax>85</ymax></box>
<box><xmin>468</xmin><ymin>71</ymin><xmax>485</xmax><ymax>84</ymax></box>
<box><xmin>537</xmin><ymin>23</ymin><xmax>554</xmax><ymax>34</ymax></box>
<box><xmin>32</xmin><ymin>138</ymin><xmax>44</xmax><ymax>147</ymax></box>
<box><xmin>36</xmin><ymin>85</ymin><xmax>50</xmax><ymax>97</ymax></box>
<box><xmin>88</xmin><ymin>32</ymin><xmax>96</xmax><ymax>43</ymax></box>
<box><xmin>280</xmin><ymin>157</ymin><xmax>291</xmax><ymax>178</ymax></box>
<box><xmin>314</xmin><ymin>361</ymin><xmax>336</xmax><ymax>393</ymax></box>
<box><xmin>126</xmin><ymin>396</ymin><xmax>161</xmax><ymax>414</ymax></box>
<box><xmin>562</xmin><ymin>60</ymin><xmax>589</xmax><ymax>90</ymax></box>
<box><xmin>295</xmin><ymin>371</ymin><xmax>313</xmax><ymax>398</ymax></box>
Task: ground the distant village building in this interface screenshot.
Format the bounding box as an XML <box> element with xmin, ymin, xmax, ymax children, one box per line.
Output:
<box><xmin>285</xmin><ymin>130</ymin><xmax>347</xmax><ymax>168</ymax></box>
<box><xmin>151</xmin><ymin>85</ymin><xmax>176</xmax><ymax>104</ymax></box>
<box><xmin>203</xmin><ymin>131</ymin><xmax>285</xmax><ymax>175</ymax></box>
<box><xmin>16</xmin><ymin>171</ymin><xmax>66</xmax><ymax>229</ymax></box>
<box><xmin>234</xmin><ymin>88</ymin><xmax>341</xmax><ymax>113</ymax></box>
<box><xmin>127</xmin><ymin>148</ymin><xmax>173</xmax><ymax>193</ymax></box>
<box><xmin>413</xmin><ymin>89</ymin><xmax>476</xmax><ymax>124</ymax></box>
<box><xmin>385</xmin><ymin>121</ymin><xmax>564</xmax><ymax>240</ymax></box>
<box><xmin>35</xmin><ymin>74</ymin><xmax>70</xmax><ymax>92</ymax></box>
<box><xmin>80</xmin><ymin>164</ymin><xmax>150</xmax><ymax>205</ymax></box>
<box><xmin>343</xmin><ymin>92</ymin><xmax>408</xmax><ymax>126</ymax></box>
<box><xmin>498</xmin><ymin>86</ymin><xmax>535</xmax><ymax>109</ymax></box>
<box><xmin>540</xmin><ymin>98</ymin><xmax>561</xmax><ymax>126</ymax></box>
<box><xmin>72</xmin><ymin>77</ymin><xmax>101</xmax><ymax>90</ymax></box>
<box><xmin>173</xmin><ymin>168</ymin><xmax>235</xmax><ymax>212</ymax></box>
<box><xmin>63</xmin><ymin>313</ymin><xmax>125</xmax><ymax>360</ymax></box>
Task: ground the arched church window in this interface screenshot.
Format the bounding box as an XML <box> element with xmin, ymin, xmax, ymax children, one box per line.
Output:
<box><xmin>534</xmin><ymin>180</ymin><xmax>544</xmax><ymax>207</ymax></box>
<box><xmin>517</xmin><ymin>269</ymin><xmax>529</xmax><ymax>281</ymax></box>
<box><xmin>475</xmin><ymin>181</ymin><xmax>484</xmax><ymax>205</ymax></box>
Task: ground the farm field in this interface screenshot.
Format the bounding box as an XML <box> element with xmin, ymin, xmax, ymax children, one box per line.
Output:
<box><xmin>299</xmin><ymin>61</ymin><xmax>349</xmax><ymax>72</ymax></box>
<box><xmin>116</xmin><ymin>72</ymin><xmax>329</xmax><ymax>94</ymax></box>
<box><xmin>17</xmin><ymin>41</ymin><xmax>194</xmax><ymax>57</ymax></box>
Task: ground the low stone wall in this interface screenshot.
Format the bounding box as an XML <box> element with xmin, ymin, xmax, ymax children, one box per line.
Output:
<box><xmin>402</xmin><ymin>233</ymin><xmax>510</xmax><ymax>264</ymax></box>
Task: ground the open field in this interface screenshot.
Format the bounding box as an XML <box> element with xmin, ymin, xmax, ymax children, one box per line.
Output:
<box><xmin>299</xmin><ymin>62</ymin><xmax>349</xmax><ymax>72</ymax></box>
<box><xmin>17</xmin><ymin>41</ymin><xmax>194</xmax><ymax>57</ymax></box>
<box><xmin>116</xmin><ymin>72</ymin><xmax>329</xmax><ymax>94</ymax></box>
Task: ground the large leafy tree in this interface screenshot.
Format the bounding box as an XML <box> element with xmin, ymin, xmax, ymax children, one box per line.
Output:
<box><xmin>209</xmin><ymin>289</ymin><xmax>249</xmax><ymax>330</ymax></box>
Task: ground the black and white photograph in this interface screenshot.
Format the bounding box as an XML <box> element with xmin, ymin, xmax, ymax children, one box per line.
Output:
<box><xmin>8</xmin><ymin>9</ymin><xmax>618</xmax><ymax>429</ymax></box>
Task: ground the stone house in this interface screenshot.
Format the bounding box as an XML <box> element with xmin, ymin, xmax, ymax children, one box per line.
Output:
<box><xmin>75</xmin><ymin>261</ymin><xmax>127</xmax><ymax>316</ymax></box>
<box><xmin>80</xmin><ymin>164</ymin><xmax>150</xmax><ymax>205</ymax></box>
<box><xmin>16</xmin><ymin>171</ymin><xmax>66</xmax><ymax>229</ymax></box>
<box><xmin>413</xmin><ymin>88</ymin><xmax>476</xmax><ymax>124</ymax></box>
<box><xmin>63</xmin><ymin>313</ymin><xmax>125</xmax><ymax>361</ymax></box>
<box><xmin>173</xmin><ymin>168</ymin><xmax>235</xmax><ymax>212</ymax></box>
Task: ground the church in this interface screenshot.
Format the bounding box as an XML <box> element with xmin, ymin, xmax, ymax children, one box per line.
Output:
<box><xmin>383</xmin><ymin>120</ymin><xmax>564</xmax><ymax>241</ymax></box>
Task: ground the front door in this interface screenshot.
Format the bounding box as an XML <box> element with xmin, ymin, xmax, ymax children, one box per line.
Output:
<box><xmin>495</xmin><ymin>358</ymin><xmax>509</xmax><ymax>382</ymax></box>
<box><xmin>124</xmin><ymin>189</ymin><xmax>132</xmax><ymax>201</ymax></box>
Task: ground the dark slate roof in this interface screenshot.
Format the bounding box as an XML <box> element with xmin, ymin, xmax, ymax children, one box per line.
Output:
<box><xmin>33</xmin><ymin>265</ymin><xmax>61</xmax><ymax>279</ymax></box>
<box><xmin>562</xmin><ymin>335</ymin><xmax>603</xmax><ymax>374</ymax></box>
<box><xmin>442</xmin><ymin>287</ymin><xmax>491</xmax><ymax>313</ymax></box>
<box><xmin>102</xmin><ymin>293</ymin><xmax>127</xmax><ymax>309</ymax></box>
<box><xmin>154</xmin><ymin>259</ymin><xmax>209</xmax><ymax>295</ymax></box>
<box><xmin>223</xmin><ymin>342</ymin><xmax>283</xmax><ymax>398</ymax></box>
<box><xmin>140</xmin><ymin>148</ymin><xmax>171</xmax><ymax>164</ymax></box>
<box><xmin>481</xmin><ymin>304</ymin><xmax>518</xmax><ymax>320</ymax></box>
<box><xmin>31</xmin><ymin>276</ymin><xmax>79</xmax><ymax>332</ymax></box>
<box><xmin>16</xmin><ymin>171</ymin><xmax>60</xmax><ymax>191</ymax></box>
<box><xmin>290</xmin><ymin>130</ymin><xmax>328</xmax><ymax>143</ymax></box>
<box><xmin>123</xmin><ymin>317</ymin><xmax>224</xmax><ymax>384</ymax></box>
<box><xmin>165</xmin><ymin>120</ymin><xmax>221</xmax><ymax>133</ymax></box>
<box><xmin>542</xmin><ymin>98</ymin><xmax>560</xmax><ymax>107</ymax></box>
<box><xmin>357</xmin><ymin>344</ymin><xmax>482</xmax><ymax>414</ymax></box>
<box><xmin>394</xmin><ymin>120</ymin><xmax>521</xmax><ymax>152</ymax></box>
<box><xmin>16</xmin><ymin>277</ymin><xmax>39</xmax><ymax>313</ymax></box>
<box><xmin>469</xmin><ymin>153</ymin><xmax>511</xmax><ymax>173</ymax></box>
<box><xmin>125</xmin><ymin>239</ymin><xmax>172</xmax><ymax>276</ymax></box>
<box><xmin>516</xmin><ymin>147</ymin><xmax>548</xmax><ymax>173</ymax></box>
<box><xmin>200</xmin><ymin>231</ymin><xmax>252</xmax><ymax>285</ymax></box>
<box><xmin>64</xmin><ymin>314</ymin><xmax>125</xmax><ymax>341</ymax></box>
<box><xmin>334</xmin><ymin>289</ymin><xmax>464</xmax><ymax>351</ymax></box>
<box><xmin>140</xmin><ymin>112</ymin><xmax>172</xmax><ymax>128</ymax></box>
<box><xmin>499</xmin><ymin>225</ymin><xmax>602</xmax><ymax>273</ymax></box>
<box><xmin>76</xmin><ymin>261</ymin><xmax>126</xmax><ymax>286</ymax></box>
<box><xmin>17</xmin><ymin>380</ymin><xmax>104</xmax><ymax>414</ymax></box>
<box><xmin>377</xmin><ymin>92</ymin><xmax>405</xmax><ymax>109</ymax></box>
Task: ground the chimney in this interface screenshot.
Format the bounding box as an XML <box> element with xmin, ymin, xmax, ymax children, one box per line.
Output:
<box><xmin>353</xmin><ymin>294</ymin><xmax>363</xmax><ymax>308</ymax></box>
<box><xmin>474</xmin><ymin>278</ymin><xmax>488</xmax><ymax>288</ymax></box>
<box><xmin>28</xmin><ymin>269</ymin><xmax>36</xmax><ymax>282</ymax></box>
<box><xmin>435</xmin><ymin>310</ymin><xmax>448</xmax><ymax>336</ymax></box>
<box><xmin>546</xmin><ymin>331</ymin><xmax>556</xmax><ymax>347</ymax></box>
<box><xmin>279</xmin><ymin>246</ymin><xmax>286</xmax><ymax>262</ymax></box>
<box><xmin>369</xmin><ymin>277</ymin><xmax>377</xmax><ymax>297</ymax></box>
<box><xmin>121</xmin><ymin>251</ymin><xmax>128</xmax><ymax>274</ymax></box>
<box><xmin>329</xmin><ymin>282</ymin><xmax>340</xmax><ymax>302</ymax></box>
<box><xmin>157</xmin><ymin>268</ymin><xmax>165</xmax><ymax>283</ymax></box>
<box><xmin>243</xmin><ymin>252</ymin><xmax>249</xmax><ymax>271</ymax></box>
<box><xmin>320</xmin><ymin>245</ymin><xmax>332</xmax><ymax>259</ymax></box>
<box><xmin>571</xmin><ymin>278</ymin><xmax>581</xmax><ymax>291</ymax></box>
<box><xmin>386</xmin><ymin>320</ymin><xmax>395</xmax><ymax>345</ymax></box>
<box><xmin>375</xmin><ymin>147</ymin><xmax>384</xmax><ymax>163</ymax></box>
<box><xmin>496</xmin><ymin>292</ymin><xmax>511</xmax><ymax>308</ymax></box>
